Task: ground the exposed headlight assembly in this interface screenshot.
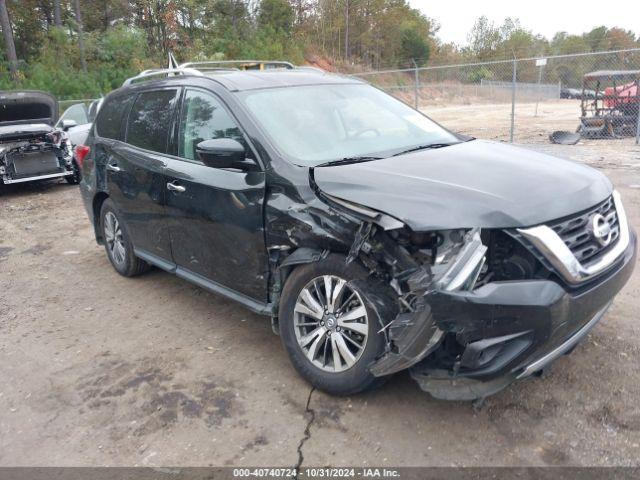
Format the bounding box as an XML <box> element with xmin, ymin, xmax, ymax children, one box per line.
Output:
<box><xmin>434</xmin><ymin>228</ymin><xmax>487</xmax><ymax>291</ymax></box>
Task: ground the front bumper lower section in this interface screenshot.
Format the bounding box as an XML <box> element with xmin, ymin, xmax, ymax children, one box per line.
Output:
<box><xmin>408</xmin><ymin>228</ymin><xmax>637</xmax><ymax>401</ymax></box>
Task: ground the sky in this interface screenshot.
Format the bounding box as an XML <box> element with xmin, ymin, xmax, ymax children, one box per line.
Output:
<box><xmin>408</xmin><ymin>0</ymin><xmax>640</xmax><ymax>46</ymax></box>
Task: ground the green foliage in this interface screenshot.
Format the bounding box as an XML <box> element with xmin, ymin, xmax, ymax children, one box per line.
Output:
<box><xmin>0</xmin><ymin>25</ymin><xmax>153</xmax><ymax>99</ymax></box>
<box><xmin>1</xmin><ymin>0</ymin><xmax>638</xmax><ymax>100</ymax></box>
<box><xmin>466</xmin><ymin>16</ymin><xmax>502</xmax><ymax>60</ymax></box>
<box><xmin>400</xmin><ymin>28</ymin><xmax>430</xmax><ymax>66</ymax></box>
<box><xmin>258</xmin><ymin>0</ymin><xmax>294</xmax><ymax>36</ymax></box>
<box><xmin>467</xmin><ymin>67</ymin><xmax>493</xmax><ymax>83</ymax></box>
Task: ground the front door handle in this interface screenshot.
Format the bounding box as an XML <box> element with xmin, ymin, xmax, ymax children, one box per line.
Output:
<box><xmin>106</xmin><ymin>163</ymin><xmax>121</xmax><ymax>173</ymax></box>
<box><xmin>167</xmin><ymin>182</ymin><xmax>186</xmax><ymax>193</ymax></box>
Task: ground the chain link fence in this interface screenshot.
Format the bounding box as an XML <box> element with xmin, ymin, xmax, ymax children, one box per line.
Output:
<box><xmin>352</xmin><ymin>48</ymin><xmax>640</xmax><ymax>145</ymax></box>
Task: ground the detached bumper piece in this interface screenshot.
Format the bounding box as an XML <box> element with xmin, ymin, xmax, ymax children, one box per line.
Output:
<box><xmin>369</xmin><ymin>307</ymin><xmax>443</xmax><ymax>376</ymax></box>
<box><xmin>409</xmin><ymin>228</ymin><xmax>637</xmax><ymax>401</ymax></box>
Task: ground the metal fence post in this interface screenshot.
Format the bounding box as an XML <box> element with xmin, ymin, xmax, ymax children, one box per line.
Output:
<box><xmin>534</xmin><ymin>63</ymin><xmax>544</xmax><ymax>117</ymax></box>
<box><xmin>636</xmin><ymin>107</ymin><xmax>640</xmax><ymax>145</ymax></box>
<box><xmin>349</xmin><ymin>48</ymin><xmax>640</xmax><ymax>144</ymax></box>
<box><xmin>510</xmin><ymin>59</ymin><xmax>517</xmax><ymax>143</ymax></box>
<box><xmin>412</xmin><ymin>59</ymin><xmax>419</xmax><ymax>110</ymax></box>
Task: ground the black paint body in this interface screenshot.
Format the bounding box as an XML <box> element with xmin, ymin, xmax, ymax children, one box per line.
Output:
<box><xmin>78</xmin><ymin>71</ymin><xmax>636</xmax><ymax>397</ymax></box>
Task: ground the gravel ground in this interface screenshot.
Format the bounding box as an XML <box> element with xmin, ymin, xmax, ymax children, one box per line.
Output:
<box><xmin>426</xmin><ymin>99</ymin><xmax>622</xmax><ymax>144</ymax></box>
<box><xmin>0</xmin><ymin>139</ymin><xmax>639</xmax><ymax>467</ymax></box>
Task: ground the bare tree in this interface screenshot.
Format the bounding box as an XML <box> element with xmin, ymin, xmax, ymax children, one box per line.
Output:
<box><xmin>344</xmin><ymin>0</ymin><xmax>349</xmax><ymax>60</ymax></box>
<box><xmin>53</xmin><ymin>0</ymin><xmax>63</xmax><ymax>27</ymax></box>
<box><xmin>0</xmin><ymin>0</ymin><xmax>18</xmax><ymax>81</ymax></box>
<box><xmin>73</xmin><ymin>0</ymin><xmax>87</xmax><ymax>72</ymax></box>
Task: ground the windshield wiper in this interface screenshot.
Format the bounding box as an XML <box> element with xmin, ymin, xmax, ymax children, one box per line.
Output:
<box><xmin>391</xmin><ymin>143</ymin><xmax>456</xmax><ymax>157</ymax></box>
<box><xmin>316</xmin><ymin>156</ymin><xmax>384</xmax><ymax>167</ymax></box>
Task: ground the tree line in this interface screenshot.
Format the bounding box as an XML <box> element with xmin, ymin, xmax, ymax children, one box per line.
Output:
<box><xmin>0</xmin><ymin>0</ymin><xmax>638</xmax><ymax>99</ymax></box>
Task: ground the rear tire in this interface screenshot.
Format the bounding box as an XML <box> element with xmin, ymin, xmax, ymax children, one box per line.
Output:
<box><xmin>99</xmin><ymin>199</ymin><xmax>150</xmax><ymax>277</ymax></box>
<box><xmin>279</xmin><ymin>254</ymin><xmax>389</xmax><ymax>396</ymax></box>
<box><xmin>65</xmin><ymin>161</ymin><xmax>80</xmax><ymax>185</ymax></box>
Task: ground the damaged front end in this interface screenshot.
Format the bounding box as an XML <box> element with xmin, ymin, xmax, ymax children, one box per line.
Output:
<box><xmin>265</xmin><ymin>169</ymin><xmax>502</xmax><ymax>388</ymax></box>
<box><xmin>0</xmin><ymin>91</ymin><xmax>75</xmax><ymax>185</ymax></box>
<box><xmin>367</xmin><ymin>228</ymin><xmax>487</xmax><ymax>377</ymax></box>
<box><xmin>267</xmin><ymin>167</ymin><xmax>636</xmax><ymax>402</ymax></box>
<box><xmin>0</xmin><ymin>130</ymin><xmax>74</xmax><ymax>185</ymax></box>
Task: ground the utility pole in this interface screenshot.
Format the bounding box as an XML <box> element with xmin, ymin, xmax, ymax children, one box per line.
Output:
<box><xmin>73</xmin><ymin>0</ymin><xmax>87</xmax><ymax>73</ymax></box>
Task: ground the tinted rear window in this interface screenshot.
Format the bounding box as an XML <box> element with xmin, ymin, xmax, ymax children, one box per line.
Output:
<box><xmin>126</xmin><ymin>89</ymin><xmax>178</xmax><ymax>153</ymax></box>
<box><xmin>95</xmin><ymin>94</ymin><xmax>133</xmax><ymax>140</ymax></box>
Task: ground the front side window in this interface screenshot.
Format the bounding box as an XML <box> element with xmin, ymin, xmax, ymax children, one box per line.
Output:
<box><xmin>126</xmin><ymin>89</ymin><xmax>179</xmax><ymax>153</ymax></box>
<box><xmin>178</xmin><ymin>89</ymin><xmax>246</xmax><ymax>161</ymax></box>
<box><xmin>239</xmin><ymin>83</ymin><xmax>460</xmax><ymax>166</ymax></box>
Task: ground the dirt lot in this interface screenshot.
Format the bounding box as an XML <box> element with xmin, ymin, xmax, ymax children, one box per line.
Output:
<box><xmin>1</xmin><ymin>135</ymin><xmax>639</xmax><ymax>467</ymax></box>
<box><xmin>426</xmin><ymin>99</ymin><xmax>592</xmax><ymax>143</ymax></box>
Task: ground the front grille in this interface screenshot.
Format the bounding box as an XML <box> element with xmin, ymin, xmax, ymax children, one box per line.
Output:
<box><xmin>548</xmin><ymin>196</ymin><xmax>620</xmax><ymax>265</ymax></box>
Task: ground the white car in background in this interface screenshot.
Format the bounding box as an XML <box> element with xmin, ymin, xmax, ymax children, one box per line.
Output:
<box><xmin>55</xmin><ymin>98</ymin><xmax>103</xmax><ymax>147</ymax></box>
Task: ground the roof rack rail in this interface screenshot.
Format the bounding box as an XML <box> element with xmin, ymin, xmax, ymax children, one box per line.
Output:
<box><xmin>122</xmin><ymin>60</ymin><xmax>320</xmax><ymax>88</ymax></box>
<box><xmin>122</xmin><ymin>67</ymin><xmax>203</xmax><ymax>87</ymax></box>
<box><xmin>180</xmin><ymin>60</ymin><xmax>295</xmax><ymax>71</ymax></box>
<box><xmin>178</xmin><ymin>62</ymin><xmax>241</xmax><ymax>73</ymax></box>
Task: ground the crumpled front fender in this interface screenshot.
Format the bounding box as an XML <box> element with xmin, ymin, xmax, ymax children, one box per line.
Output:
<box><xmin>368</xmin><ymin>229</ymin><xmax>487</xmax><ymax>377</ymax></box>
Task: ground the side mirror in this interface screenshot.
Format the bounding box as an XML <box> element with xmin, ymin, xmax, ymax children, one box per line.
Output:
<box><xmin>61</xmin><ymin>119</ymin><xmax>78</xmax><ymax>131</ymax></box>
<box><xmin>196</xmin><ymin>138</ymin><xmax>250</xmax><ymax>170</ymax></box>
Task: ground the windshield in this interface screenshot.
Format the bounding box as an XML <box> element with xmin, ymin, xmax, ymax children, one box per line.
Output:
<box><xmin>239</xmin><ymin>84</ymin><xmax>460</xmax><ymax>166</ymax></box>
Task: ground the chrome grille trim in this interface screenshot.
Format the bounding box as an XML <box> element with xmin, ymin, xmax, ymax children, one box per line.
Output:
<box><xmin>517</xmin><ymin>191</ymin><xmax>630</xmax><ymax>284</ymax></box>
<box><xmin>548</xmin><ymin>196</ymin><xmax>619</xmax><ymax>264</ymax></box>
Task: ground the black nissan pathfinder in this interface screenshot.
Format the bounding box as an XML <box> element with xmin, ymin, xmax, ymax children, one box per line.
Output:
<box><xmin>78</xmin><ymin>64</ymin><xmax>637</xmax><ymax>401</ymax></box>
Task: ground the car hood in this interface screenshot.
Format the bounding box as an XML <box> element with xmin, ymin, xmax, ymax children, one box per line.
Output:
<box><xmin>0</xmin><ymin>90</ymin><xmax>58</xmax><ymax>127</ymax></box>
<box><xmin>313</xmin><ymin>140</ymin><xmax>612</xmax><ymax>230</ymax></box>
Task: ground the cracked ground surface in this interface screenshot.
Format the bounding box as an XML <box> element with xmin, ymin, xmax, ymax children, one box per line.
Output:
<box><xmin>0</xmin><ymin>140</ymin><xmax>639</xmax><ymax>466</ymax></box>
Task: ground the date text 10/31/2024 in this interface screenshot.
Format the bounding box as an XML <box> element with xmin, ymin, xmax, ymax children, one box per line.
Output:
<box><xmin>232</xmin><ymin>468</ymin><xmax>401</xmax><ymax>478</ymax></box>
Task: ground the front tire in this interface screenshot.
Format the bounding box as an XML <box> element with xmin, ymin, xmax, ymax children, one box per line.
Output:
<box><xmin>279</xmin><ymin>254</ymin><xmax>388</xmax><ymax>395</ymax></box>
<box><xmin>99</xmin><ymin>199</ymin><xmax>150</xmax><ymax>277</ymax></box>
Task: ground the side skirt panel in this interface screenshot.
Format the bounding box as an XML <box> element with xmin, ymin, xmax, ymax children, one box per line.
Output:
<box><xmin>134</xmin><ymin>248</ymin><xmax>275</xmax><ymax>316</ymax></box>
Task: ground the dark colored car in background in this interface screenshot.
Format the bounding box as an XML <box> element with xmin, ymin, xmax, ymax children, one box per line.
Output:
<box><xmin>0</xmin><ymin>90</ymin><xmax>78</xmax><ymax>187</ymax></box>
<box><xmin>78</xmin><ymin>66</ymin><xmax>636</xmax><ymax>402</ymax></box>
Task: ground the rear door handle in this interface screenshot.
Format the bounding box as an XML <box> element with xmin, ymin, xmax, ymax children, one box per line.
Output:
<box><xmin>167</xmin><ymin>182</ymin><xmax>186</xmax><ymax>193</ymax></box>
<box><xmin>106</xmin><ymin>164</ymin><xmax>121</xmax><ymax>173</ymax></box>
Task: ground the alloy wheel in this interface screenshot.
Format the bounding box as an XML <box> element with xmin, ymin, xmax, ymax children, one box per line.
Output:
<box><xmin>293</xmin><ymin>275</ymin><xmax>369</xmax><ymax>373</ymax></box>
<box><xmin>104</xmin><ymin>211</ymin><xmax>126</xmax><ymax>267</ymax></box>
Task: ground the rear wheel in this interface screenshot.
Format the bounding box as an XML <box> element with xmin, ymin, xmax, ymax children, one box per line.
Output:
<box><xmin>279</xmin><ymin>254</ymin><xmax>388</xmax><ymax>395</ymax></box>
<box><xmin>65</xmin><ymin>161</ymin><xmax>80</xmax><ymax>184</ymax></box>
<box><xmin>99</xmin><ymin>199</ymin><xmax>150</xmax><ymax>277</ymax></box>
